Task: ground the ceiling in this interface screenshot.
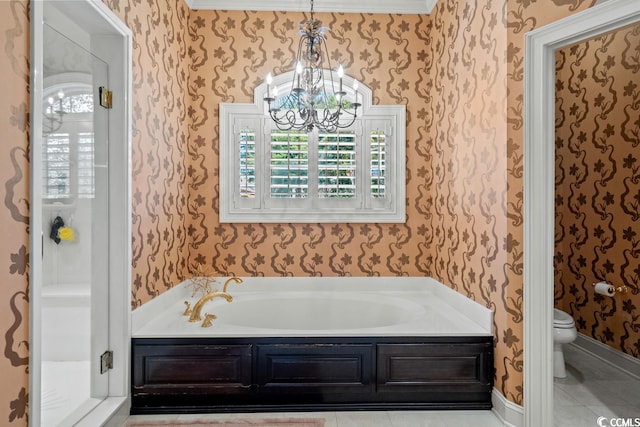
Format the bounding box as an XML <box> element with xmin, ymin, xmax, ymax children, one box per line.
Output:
<box><xmin>184</xmin><ymin>0</ymin><xmax>438</xmax><ymax>14</ymax></box>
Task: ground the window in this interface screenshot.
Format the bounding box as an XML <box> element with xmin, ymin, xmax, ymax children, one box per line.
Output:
<box><xmin>43</xmin><ymin>131</ymin><xmax>95</xmax><ymax>199</ymax></box>
<box><xmin>220</xmin><ymin>71</ymin><xmax>405</xmax><ymax>223</ymax></box>
<box><xmin>42</xmin><ymin>84</ymin><xmax>95</xmax><ymax>200</ymax></box>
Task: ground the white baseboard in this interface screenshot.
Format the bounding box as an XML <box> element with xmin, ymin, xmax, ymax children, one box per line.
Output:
<box><xmin>572</xmin><ymin>333</ymin><xmax>640</xmax><ymax>380</ymax></box>
<box><xmin>492</xmin><ymin>388</ymin><xmax>524</xmax><ymax>427</ymax></box>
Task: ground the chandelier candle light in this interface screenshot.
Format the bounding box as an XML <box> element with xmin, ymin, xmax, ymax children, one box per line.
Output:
<box><xmin>44</xmin><ymin>90</ymin><xmax>66</xmax><ymax>134</ymax></box>
<box><xmin>263</xmin><ymin>0</ymin><xmax>361</xmax><ymax>132</ymax></box>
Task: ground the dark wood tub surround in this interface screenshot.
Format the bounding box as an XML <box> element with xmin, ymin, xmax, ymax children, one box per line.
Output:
<box><xmin>131</xmin><ymin>336</ymin><xmax>493</xmax><ymax>414</ymax></box>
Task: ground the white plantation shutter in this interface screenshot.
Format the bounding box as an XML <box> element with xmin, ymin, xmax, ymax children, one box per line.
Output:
<box><xmin>77</xmin><ymin>131</ymin><xmax>95</xmax><ymax>198</ymax></box>
<box><xmin>270</xmin><ymin>129</ymin><xmax>309</xmax><ymax>199</ymax></box>
<box><xmin>238</xmin><ymin>128</ymin><xmax>256</xmax><ymax>198</ymax></box>
<box><xmin>43</xmin><ymin>132</ymin><xmax>72</xmax><ymax>198</ymax></box>
<box><xmin>317</xmin><ymin>129</ymin><xmax>357</xmax><ymax>199</ymax></box>
<box><xmin>370</xmin><ymin>129</ymin><xmax>386</xmax><ymax>199</ymax></box>
<box><xmin>43</xmin><ymin>128</ymin><xmax>95</xmax><ymax>200</ymax></box>
<box><xmin>219</xmin><ymin>73</ymin><xmax>405</xmax><ymax>222</ymax></box>
<box><xmin>42</xmin><ymin>89</ymin><xmax>95</xmax><ymax>200</ymax></box>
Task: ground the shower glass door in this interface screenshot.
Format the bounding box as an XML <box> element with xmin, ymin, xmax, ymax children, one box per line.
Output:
<box><xmin>41</xmin><ymin>20</ymin><xmax>109</xmax><ymax>426</ymax></box>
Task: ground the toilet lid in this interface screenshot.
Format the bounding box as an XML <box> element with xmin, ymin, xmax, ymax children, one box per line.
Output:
<box><xmin>554</xmin><ymin>308</ymin><xmax>574</xmax><ymax>327</ymax></box>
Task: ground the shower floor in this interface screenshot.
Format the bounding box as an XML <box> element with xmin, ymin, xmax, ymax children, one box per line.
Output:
<box><xmin>41</xmin><ymin>360</ymin><xmax>101</xmax><ymax>426</ymax></box>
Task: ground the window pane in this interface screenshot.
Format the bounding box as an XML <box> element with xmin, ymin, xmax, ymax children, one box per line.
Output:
<box><xmin>239</xmin><ymin>129</ymin><xmax>256</xmax><ymax>198</ymax></box>
<box><xmin>370</xmin><ymin>130</ymin><xmax>386</xmax><ymax>198</ymax></box>
<box><xmin>270</xmin><ymin>130</ymin><xmax>309</xmax><ymax>198</ymax></box>
<box><xmin>60</xmin><ymin>93</ymin><xmax>94</xmax><ymax>114</ymax></box>
<box><xmin>318</xmin><ymin>130</ymin><xmax>356</xmax><ymax>198</ymax></box>
<box><xmin>43</xmin><ymin>133</ymin><xmax>71</xmax><ymax>198</ymax></box>
<box><xmin>42</xmin><ymin>130</ymin><xmax>96</xmax><ymax>199</ymax></box>
<box><xmin>77</xmin><ymin>132</ymin><xmax>95</xmax><ymax>198</ymax></box>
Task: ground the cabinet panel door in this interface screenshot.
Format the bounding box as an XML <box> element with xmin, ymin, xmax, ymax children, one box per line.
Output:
<box><xmin>133</xmin><ymin>344</ymin><xmax>252</xmax><ymax>395</ymax></box>
<box><xmin>257</xmin><ymin>344</ymin><xmax>373</xmax><ymax>395</ymax></box>
<box><xmin>377</xmin><ymin>342</ymin><xmax>493</xmax><ymax>396</ymax></box>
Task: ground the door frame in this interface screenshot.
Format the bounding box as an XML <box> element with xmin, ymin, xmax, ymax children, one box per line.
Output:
<box><xmin>523</xmin><ymin>0</ymin><xmax>640</xmax><ymax>426</ymax></box>
<box><xmin>29</xmin><ymin>1</ymin><xmax>132</xmax><ymax>425</ymax></box>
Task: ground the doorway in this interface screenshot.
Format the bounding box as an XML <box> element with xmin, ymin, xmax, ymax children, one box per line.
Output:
<box><xmin>30</xmin><ymin>1</ymin><xmax>132</xmax><ymax>426</ymax></box>
<box><xmin>523</xmin><ymin>0</ymin><xmax>640</xmax><ymax>426</ymax></box>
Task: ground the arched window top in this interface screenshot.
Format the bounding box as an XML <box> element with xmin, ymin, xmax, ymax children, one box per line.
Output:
<box><xmin>43</xmin><ymin>73</ymin><xmax>93</xmax><ymax>115</ymax></box>
<box><xmin>44</xmin><ymin>90</ymin><xmax>93</xmax><ymax>114</ymax></box>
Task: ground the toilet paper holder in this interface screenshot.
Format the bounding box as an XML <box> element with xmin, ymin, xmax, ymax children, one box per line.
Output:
<box><xmin>592</xmin><ymin>282</ymin><xmax>628</xmax><ymax>295</ymax></box>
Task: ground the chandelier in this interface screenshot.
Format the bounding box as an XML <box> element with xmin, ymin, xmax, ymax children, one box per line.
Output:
<box><xmin>43</xmin><ymin>90</ymin><xmax>66</xmax><ymax>134</ymax></box>
<box><xmin>263</xmin><ymin>0</ymin><xmax>361</xmax><ymax>133</ymax></box>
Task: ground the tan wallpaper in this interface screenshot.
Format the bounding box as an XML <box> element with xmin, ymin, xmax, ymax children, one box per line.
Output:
<box><xmin>0</xmin><ymin>0</ymin><xmax>30</xmax><ymax>424</ymax></box>
<box><xmin>186</xmin><ymin>4</ymin><xmax>521</xmax><ymax>398</ymax></box>
<box><xmin>503</xmin><ymin>0</ymin><xmax>598</xmax><ymax>404</ymax></box>
<box><xmin>555</xmin><ymin>23</ymin><xmax>640</xmax><ymax>358</ymax></box>
<box><xmin>102</xmin><ymin>0</ymin><xmax>192</xmax><ymax>309</ymax></box>
<box><xmin>183</xmin><ymin>0</ymin><xmax>596</xmax><ymax>405</ymax></box>
<box><xmin>0</xmin><ymin>0</ymin><xmax>606</xmax><ymax>423</ymax></box>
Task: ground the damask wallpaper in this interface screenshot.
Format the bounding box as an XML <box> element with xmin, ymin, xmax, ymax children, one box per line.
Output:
<box><xmin>0</xmin><ymin>0</ymin><xmax>604</xmax><ymax>424</ymax></box>
<box><xmin>555</xmin><ymin>23</ymin><xmax>640</xmax><ymax>358</ymax></box>
<box><xmin>102</xmin><ymin>0</ymin><xmax>192</xmax><ymax>310</ymax></box>
<box><xmin>186</xmin><ymin>3</ymin><xmax>521</xmax><ymax>398</ymax></box>
<box><xmin>503</xmin><ymin>0</ymin><xmax>598</xmax><ymax>405</ymax></box>
<box><xmin>0</xmin><ymin>1</ymin><xmax>30</xmax><ymax>424</ymax></box>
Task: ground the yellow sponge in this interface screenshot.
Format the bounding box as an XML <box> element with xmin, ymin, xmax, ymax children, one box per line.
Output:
<box><xmin>58</xmin><ymin>227</ymin><xmax>75</xmax><ymax>241</ymax></box>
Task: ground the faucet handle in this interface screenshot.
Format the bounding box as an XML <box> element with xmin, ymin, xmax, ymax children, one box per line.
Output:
<box><xmin>202</xmin><ymin>313</ymin><xmax>217</xmax><ymax>328</ymax></box>
<box><xmin>183</xmin><ymin>301</ymin><xmax>192</xmax><ymax>316</ymax></box>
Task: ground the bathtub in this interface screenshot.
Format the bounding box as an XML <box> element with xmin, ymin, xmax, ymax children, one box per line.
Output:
<box><xmin>131</xmin><ymin>277</ymin><xmax>494</xmax><ymax>413</ymax></box>
<box><xmin>132</xmin><ymin>277</ymin><xmax>492</xmax><ymax>337</ymax></box>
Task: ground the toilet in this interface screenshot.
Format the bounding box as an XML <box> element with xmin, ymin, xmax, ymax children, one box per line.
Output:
<box><xmin>553</xmin><ymin>308</ymin><xmax>578</xmax><ymax>378</ymax></box>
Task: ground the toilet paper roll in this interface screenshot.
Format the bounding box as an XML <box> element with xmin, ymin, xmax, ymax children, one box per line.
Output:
<box><xmin>594</xmin><ymin>281</ymin><xmax>615</xmax><ymax>297</ymax></box>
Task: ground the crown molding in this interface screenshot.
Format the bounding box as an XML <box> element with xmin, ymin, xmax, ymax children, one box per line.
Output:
<box><xmin>184</xmin><ymin>0</ymin><xmax>438</xmax><ymax>14</ymax></box>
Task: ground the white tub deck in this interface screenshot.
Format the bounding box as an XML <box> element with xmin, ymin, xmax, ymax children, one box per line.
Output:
<box><xmin>132</xmin><ymin>277</ymin><xmax>493</xmax><ymax>338</ymax></box>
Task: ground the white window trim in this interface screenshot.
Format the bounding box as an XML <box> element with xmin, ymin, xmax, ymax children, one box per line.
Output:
<box><xmin>220</xmin><ymin>70</ymin><xmax>406</xmax><ymax>223</ymax></box>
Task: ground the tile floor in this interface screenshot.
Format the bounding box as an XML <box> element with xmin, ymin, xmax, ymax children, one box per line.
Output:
<box><xmin>122</xmin><ymin>343</ymin><xmax>640</xmax><ymax>427</ymax></box>
<box><xmin>554</xmin><ymin>344</ymin><xmax>640</xmax><ymax>427</ymax></box>
<box><xmin>123</xmin><ymin>410</ymin><xmax>504</xmax><ymax>427</ymax></box>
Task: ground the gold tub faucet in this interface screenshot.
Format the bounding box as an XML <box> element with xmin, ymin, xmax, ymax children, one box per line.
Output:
<box><xmin>188</xmin><ymin>291</ymin><xmax>233</xmax><ymax>323</ymax></box>
<box><xmin>223</xmin><ymin>277</ymin><xmax>243</xmax><ymax>293</ymax></box>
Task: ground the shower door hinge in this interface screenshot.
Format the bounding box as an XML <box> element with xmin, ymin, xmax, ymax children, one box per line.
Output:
<box><xmin>99</xmin><ymin>86</ymin><xmax>113</xmax><ymax>109</ymax></box>
<box><xmin>100</xmin><ymin>350</ymin><xmax>113</xmax><ymax>374</ymax></box>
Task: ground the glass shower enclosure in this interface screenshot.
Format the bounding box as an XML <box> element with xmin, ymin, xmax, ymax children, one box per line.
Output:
<box><xmin>40</xmin><ymin>20</ymin><xmax>110</xmax><ymax>426</ymax></box>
